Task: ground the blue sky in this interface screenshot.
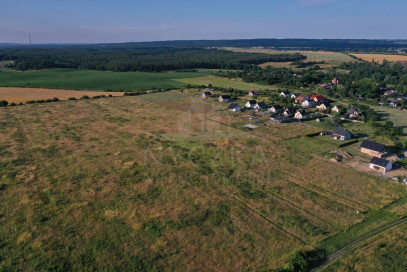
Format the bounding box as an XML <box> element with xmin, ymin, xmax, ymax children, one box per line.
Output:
<box><xmin>1</xmin><ymin>0</ymin><xmax>406</xmax><ymax>43</ymax></box>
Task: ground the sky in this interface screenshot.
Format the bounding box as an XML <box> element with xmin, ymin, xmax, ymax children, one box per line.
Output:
<box><xmin>1</xmin><ymin>0</ymin><xmax>407</xmax><ymax>43</ymax></box>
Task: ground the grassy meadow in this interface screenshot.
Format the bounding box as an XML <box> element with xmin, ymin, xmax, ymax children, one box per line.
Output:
<box><xmin>0</xmin><ymin>68</ymin><xmax>214</xmax><ymax>91</ymax></box>
<box><xmin>1</xmin><ymin>91</ymin><xmax>407</xmax><ymax>270</ymax></box>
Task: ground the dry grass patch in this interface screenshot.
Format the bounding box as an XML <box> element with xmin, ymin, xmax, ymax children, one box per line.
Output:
<box><xmin>350</xmin><ymin>53</ymin><xmax>407</xmax><ymax>63</ymax></box>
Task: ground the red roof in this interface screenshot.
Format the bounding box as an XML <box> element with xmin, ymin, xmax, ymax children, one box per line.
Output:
<box><xmin>310</xmin><ymin>95</ymin><xmax>324</xmax><ymax>101</ymax></box>
<box><xmin>249</xmin><ymin>90</ymin><xmax>257</xmax><ymax>94</ymax></box>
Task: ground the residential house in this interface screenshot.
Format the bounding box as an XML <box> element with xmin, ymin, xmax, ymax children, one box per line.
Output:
<box><xmin>202</xmin><ymin>91</ymin><xmax>212</xmax><ymax>98</ymax></box>
<box><xmin>301</xmin><ymin>99</ymin><xmax>316</xmax><ymax>108</ymax></box>
<box><xmin>283</xmin><ymin>107</ymin><xmax>296</xmax><ymax>117</ymax></box>
<box><xmin>245</xmin><ymin>100</ymin><xmax>257</xmax><ymax>108</ymax></box>
<box><xmin>310</xmin><ymin>94</ymin><xmax>324</xmax><ymax>102</ymax></box>
<box><xmin>291</xmin><ymin>93</ymin><xmax>301</xmax><ymax>99</ymax></box>
<box><xmin>320</xmin><ymin>130</ymin><xmax>333</xmax><ymax>135</ymax></box>
<box><xmin>219</xmin><ymin>95</ymin><xmax>232</xmax><ymax>103</ymax></box>
<box><xmin>331</xmin><ymin>127</ymin><xmax>351</xmax><ymax>141</ymax></box>
<box><xmin>248</xmin><ymin>90</ymin><xmax>258</xmax><ymax>97</ymax></box>
<box><xmin>390</xmin><ymin>101</ymin><xmax>399</xmax><ymax>108</ymax></box>
<box><xmin>294</xmin><ymin>109</ymin><xmax>308</xmax><ymax>119</ymax></box>
<box><xmin>268</xmin><ymin>105</ymin><xmax>282</xmax><ymax>113</ymax></box>
<box><xmin>295</xmin><ymin>94</ymin><xmax>309</xmax><ymax>104</ymax></box>
<box><xmin>316</xmin><ymin>102</ymin><xmax>331</xmax><ymax>111</ymax></box>
<box><xmin>332</xmin><ymin>105</ymin><xmax>344</xmax><ymax>113</ymax></box>
<box><xmin>254</xmin><ymin>102</ymin><xmax>266</xmax><ymax>111</ymax></box>
<box><xmin>228</xmin><ymin>103</ymin><xmax>241</xmax><ymax>112</ymax></box>
<box><xmin>384</xmin><ymin>90</ymin><xmax>397</xmax><ymax>96</ymax></box>
<box><xmin>280</xmin><ymin>91</ymin><xmax>291</xmax><ymax>98</ymax></box>
<box><xmin>332</xmin><ymin>77</ymin><xmax>341</xmax><ymax>85</ymax></box>
<box><xmin>360</xmin><ymin>140</ymin><xmax>386</xmax><ymax>158</ymax></box>
<box><xmin>270</xmin><ymin>113</ymin><xmax>288</xmax><ymax>123</ymax></box>
<box><xmin>347</xmin><ymin>108</ymin><xmax>361</xmax><ymax>119</ymax></box>
<box><xmin>369</xmin><ymin>157</ymin><xmax>392</xmax><ymax>173</ymax></box>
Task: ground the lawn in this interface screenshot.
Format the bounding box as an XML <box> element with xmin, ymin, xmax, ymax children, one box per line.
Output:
<box><xmin>0</xmin><ymin>68</ymin><xmax>214</xmax><ymax>91</ymax></box>
<box><xmin>0</xmin><ymin>92</ymin><xmax>406</xmax><ymax>271</ymax></box>
<box><xmin>372</xmin><ymin>105</ymin><xmax>407</xmax><ymax>133</ymax></box>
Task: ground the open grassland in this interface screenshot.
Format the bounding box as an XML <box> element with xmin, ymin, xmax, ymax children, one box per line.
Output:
<box><xmin>0</xmin><ymin>68</ymin><xmax>213</xmax><ymax>91</ymax></box>
<box><xmin>372</xmin><ymin>105</ymin><xmax>407</xmax><ymax>133</ymax></box>
<box><xmin>323</xmin><ymin>222</ymin><xmax>407</xmax><ymax>271</ymax></box>
<box><xmin>350</xmin><ymin>53</ymin><xmax>407</xmax><ymax>63</ymax></box>
<box><xmin>0</xmin><ymin>87</ymin><xmax>124</xmax><ymax>103</ymax></box>
<box><xmin>173</xmin><ymin>75</ymin><xmax>277</xmax><ymax>90</ymax></box>
<box><xmin>0</xmin><ymin>91</ymin><xmax>406</xmax><ymax>270</ymax></box>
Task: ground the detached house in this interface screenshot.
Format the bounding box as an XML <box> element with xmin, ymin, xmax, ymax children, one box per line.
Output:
<box><xmin>301</xmin><ymin>99</ymin><xmax>315</xmax><ymax>108</ymax></box>
<box><xmin>310</xmin><ymin>94</ymin><xmax>324</xmax><ymax>102</ymax></box>
<box><xmin>369</xmin><ymin>157</ymin><xmax>392</xmax><ymax>173</ymax></box>
<box><xmin>268</xmin><ymin>105</ymin><xmax>282</xmax><ymax>113</ymax></box>
<box><xmin>331</xmin><ymin>127</ymin><xmax>351</xmax><ymax>141</ymax></box>
<box><xmin>332</xmin><ymin>77</ymin><xmax>341</xmax><ymax>85</ymax></box>
<box><xmin>360</xmin><ymin>140</ymin><xmax>386</xmax><ymax>158</ymax></box>
<box><xmin>295</xmin><ymin>94</ymin><xmax>309</xmax><ymax>104</ymax></box>
<box><xmin>390</xmin><ymin>101</ymin><xmax>399</xmax><ymax>108</ymax></box>
<box><xmin>291</xmin><ymin>93</ymin><xmax>301</xmax><ymax>99</ymax></box>
<box><xmin>347</xmin><ymin>108</ymin><xmax>361</xmax><ymax>119</ymax></box>
<box><xmin>294</xmin><ymin>109</ymin><xmax>308</xmax><ymax>119</ymax></box>
<box><xmin>254</xmin><ymin>102</ymin><xmax>266</xmax><ymax>111</ymax></box>
<box><xmin>219</xmin><ymin>95</ymin><xmax>232</xmax><ymax>103</ymax></box>
<box><xmin>280</xmin><ymin>91</ymin><xmax>291</xmax><ymax>98</ymax></box>
<box><xmin>202</xmin><ymin>91</ymin><xmax>212</xmax><ymax>98</ymax></box>
<box><xmin>248</xmin><ymin>90</ymin><xmax>258</xmax><ymax>97</ymax></box>
<box><xmin>283</xmin><ymin>107</ymin><xmax>296</xmax><ymax>117</ymax></box>
<box><xmin>332</xmin><ymin>105</ymin><xmax>344</xmax><ymax>113</ymax></box>
<box><xmin>228</xmin><ymin>103</ymin><xmax>241</xmax><ymax>112</ymax></box>
<box><xmin>270</xmin><ymin>113</ymin><xmax>288</xmax><ymax>123</ymax></box>
<box><xmin>316</xmin><ymin>102</ymin><xmax>331</xmax><ymax>111</ymax></box>
<box><xmin>245</xmin><ymin>100</ymin><xmax>257</xmax><ymax>108</ymax></box>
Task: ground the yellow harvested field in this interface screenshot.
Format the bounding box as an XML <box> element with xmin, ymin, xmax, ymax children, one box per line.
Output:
<box><xmin>350</xmin><ymin>53</ymin><xmax>407</xmax><ymax>63</ymax></box>
<box><xmin>0</xmin><ymin>87</ymin><xmax>124</xmax><ymax>103</ymax></box>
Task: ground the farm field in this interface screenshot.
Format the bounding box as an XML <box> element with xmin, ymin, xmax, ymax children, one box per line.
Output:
<box><xmin>1</xmin><ymin>91</ymin><xmax>407</xmax><ymax>270</ymax></box>
<box><xmin>0</xmin><ymin>68</ymin><xmax>213</xmax><ymax>91</ymax></box>
<box><xmin>173</xmin><ymin>75</ymin><xmax>278</xmax><ymax>90</ymax></box>
<box><xmin>350</xmin><ymin>53</ymin><xmax>407</xmax><ymax>63</ymax></box>
<box><xmin>0</xmin><ymin>87</ymin><xmax>124</xmax><ymax>103</ymax></box>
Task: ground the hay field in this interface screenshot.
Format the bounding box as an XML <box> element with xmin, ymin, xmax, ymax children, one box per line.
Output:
<box><xmin>350</xmin><ymin>53</ymin><xmax>407</xmax><ymax>63</ymax></box>
<box><xmin>0</xmin><ymin>91</ymin><xmax>406</xmax><ymax>271</ymax></box>
<box><xmin>0</xmin><ymin>87</ymin><xmax>124</xmax><ymax>103</ymax></box>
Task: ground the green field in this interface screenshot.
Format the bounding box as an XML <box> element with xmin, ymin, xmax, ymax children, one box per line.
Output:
<box><xmin>1</xmin><ymin>91</ymin><xmax>407</xmax><ymax>270</ymax></box>
<box><xmin>373</xmin><ymin>106</ymin><xmax>407</xmax><ymax>133</ymax></box>
<box><xmin>0</xmin><ymin>68</ymin><xmax>214</xmax><ymax>91</ymax></box>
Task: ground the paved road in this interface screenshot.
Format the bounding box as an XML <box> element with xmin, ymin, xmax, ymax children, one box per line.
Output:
<box><xmin>312</xmin><ymin>217</ymin><xmax>407</xmax><ymax>271</ymax></box>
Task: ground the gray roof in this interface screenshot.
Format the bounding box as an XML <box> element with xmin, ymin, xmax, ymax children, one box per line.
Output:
<box><xmin>256</xmin><ymin>102</ymin><xmax>266</xmax><ymax>108</ymax></box>
<box><xmin>203</xmin><ymin>91</ymin><xmax>211</xmax><ymax>96</ymax></box>
<box><xmin>370</xmin><ymin>157</ymin><xmax>391</xmax><ymax>167</ymax></box>
<box><xmin>347</xmin><ymin>108</ymin><xmax>359</xmax><ymax>114</ymax></box>
<box><xmin>270</xmin><ymin>113</ymin><xmax>288</xmax><ymax>122</ymax></box>
<box><xmin>247</xmin><ymin>100</ymin><xmax>257</xmax><ymax>105</ymax></box>
<box><xmin>333</xmin><ymin>127</ymin><xmax>350</xmax><ymax>137</ymax></box>
<box><xmin>360</xmin><ymin>140</ymin><xmax>385</xmax><ymax>152</ymax></box>
<box><xmin>220</xmin><ymin>95</ymin><xmax>231</xmax><ymax>99</ymax></box>
<box><xmin>228</xmin><ymin>103</ymin><xmax>240</xmax><ymax>109</ymax></box>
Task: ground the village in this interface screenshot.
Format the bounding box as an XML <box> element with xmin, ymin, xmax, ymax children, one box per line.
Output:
<box><xmin>200</xmin><ymin>77</ymin><xmax>407</xmax><ymax>183</ymax></box>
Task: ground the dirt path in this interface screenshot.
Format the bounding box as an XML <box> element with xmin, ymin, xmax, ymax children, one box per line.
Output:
<box><xmin>312</xmin><ymin>217</ymin><xmax>407</xmax><ymax>271</ymax></box>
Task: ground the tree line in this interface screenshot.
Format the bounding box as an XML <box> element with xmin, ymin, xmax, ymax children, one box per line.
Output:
<box><xmin>0</xmin><ymin>47</ymin><xmax>305</xmax><ymax>72</ymax></box>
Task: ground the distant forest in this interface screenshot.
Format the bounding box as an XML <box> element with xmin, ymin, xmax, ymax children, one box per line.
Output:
<box><xmin>0</xmin><ymin>48</ymin><xmax>305</xmax><ymax>72</ymax></box>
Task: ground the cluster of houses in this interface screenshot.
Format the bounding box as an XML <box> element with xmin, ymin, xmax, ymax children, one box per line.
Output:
<box><xmin>378</xmin><ymin>87</ymin><xmax>407</xmax><ymax>108</ymax></box>
<box><xmin>319</xmin><ymin>77</ymin><xmax>341</xmax><ymax>88</ymax></box>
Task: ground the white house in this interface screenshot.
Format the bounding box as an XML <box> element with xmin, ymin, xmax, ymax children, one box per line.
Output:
<box><xmin>228</xmin><ymin>103</ymin><xmax>241</xmax><ymax>112</ymax></box>
<box><xmin>219</xmin><ymin>95</ymin><xmax>231</xmax><ymax>103</ymax></box>
<box><xmin>294</xmin><ymin>109</ymin><xmax>308</xmax><ymax>119</ymax></box>
<box><xmin>301</xmin><ymin>99</ymin><xmax>315</xmax><ymax>108</ymax></box>
<box><xmin>245</xmin><ymin>100</ymin><xmax>257</xmax><ymax>108</ymax></box>
<box><xmin>254</xmin><ymin>102</ymin><xmax>266</xmax><ymax>111</ymax></box>
<box><xmin>280</xmin><ymin>91</ymin><xmax>291</xmax><ymax>98</ymax></box>
<box><xmin>268</xmin><ymin>105</ymin><xmax>282</xmax><ymax>113</ymax></box>
<box><xmin>369</xmin><ymin>157</ymin><xmax>392</xmax><ymax>173</ymax></box>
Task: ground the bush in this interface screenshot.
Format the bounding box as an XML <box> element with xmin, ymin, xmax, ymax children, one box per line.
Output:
<box><xmin>0</xmin><ymin>100</ymin><xmax>8</xmax><ymax>107</ymax></box>
<box><xmin>26</xmin><ymin>100</ymin><xmax>35</xmax><ymax>104</ymax></box>
<box><xmin>80</xmin><ymin>95</ymin><xmax>90</xmax><ymax>99</ymax></box>
<box><xmin>68</xmin><ymin>97</ymin><xmax>77</xmax><ymax>100</ymax></box>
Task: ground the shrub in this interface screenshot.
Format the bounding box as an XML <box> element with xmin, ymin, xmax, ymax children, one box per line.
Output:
<box><xmin>26</xmin><ymin>100</ymin><xmax>36</xmax><ymax>104</ymax></box>
<box><xmin>52</xmin><ymin>97</ymin><xmax>59</xmax><ymax>102</ymax></box>
<box><xmin>68</xmin><ymin>97</ymin><xmax>77</xmax><ymax>100</ymax></box>
<box><xmin>80</xmin><ymin>95</ymin><xmax>90</xmax><ymax>99</ymax></box>
<box><xmin>0</xmin><ymin>100</ymin><xmax>8</xmax><ymax>107</ymax></box>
